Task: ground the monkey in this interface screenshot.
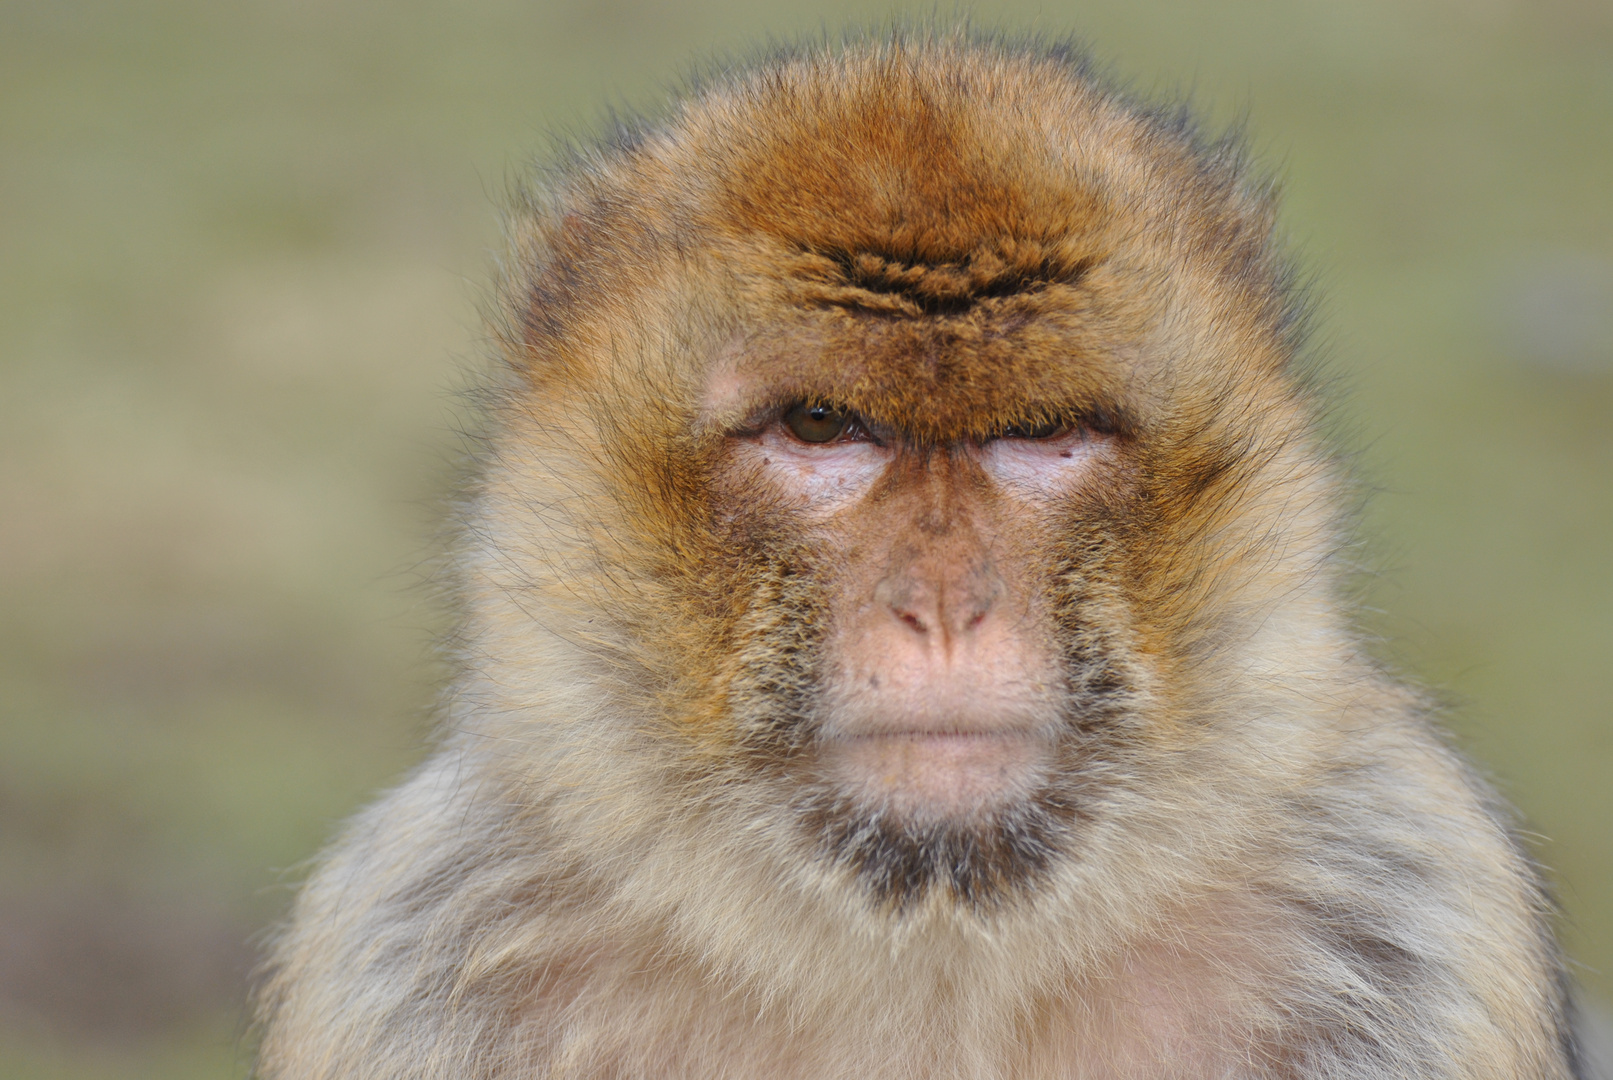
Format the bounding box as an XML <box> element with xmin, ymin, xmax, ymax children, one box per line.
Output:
<box><xmin>254</xmin><ymin>32</ymin><xmax>1587</xmax><ymax>1080</ymax></box>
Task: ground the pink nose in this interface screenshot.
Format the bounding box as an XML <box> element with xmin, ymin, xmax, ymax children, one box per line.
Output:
<box><xmin>836</xmin><ymin>550</ymin><xmax>1040</xmax><ymax>741</ymax></box>
<box><xmin>872</xmin><ymin>558</ymin><xmax>1005</xmax><ymax>646</ymax></box>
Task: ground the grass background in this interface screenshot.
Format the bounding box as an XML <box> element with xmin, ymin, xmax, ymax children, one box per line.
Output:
<box><xmin>1</xmin><ymin>1</ymin><xmax>1609</xmax><ymax>1075</ymax></box>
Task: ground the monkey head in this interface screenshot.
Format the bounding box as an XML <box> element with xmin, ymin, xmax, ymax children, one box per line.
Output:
<box><xmin>474</xmin><ymin>40</ymin><xmax>1336</xmax><ymax>917</ymax></box>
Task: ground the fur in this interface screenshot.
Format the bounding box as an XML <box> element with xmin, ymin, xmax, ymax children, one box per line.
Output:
<box><xmin>255</xmin><ymin>32</ymin><xmax>1582</xmax><ymax>1079</ymax></box>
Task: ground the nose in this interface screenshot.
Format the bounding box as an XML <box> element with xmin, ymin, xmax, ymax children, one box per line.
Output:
<box><xmin>873</xmin><ymin>553</ymin><xmax>1005</xmax><ymax>646</ymax></box>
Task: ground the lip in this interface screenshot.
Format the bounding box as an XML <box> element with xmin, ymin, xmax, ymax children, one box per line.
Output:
<box><xmin>833</xmin><ymin>730</ymin><xmax>1039</xmax><ymax>746</ymax></box>
<box><xmin>819</xmin><ymin>728</ymin><xmax>1052</xmax><ymax>814</ymax></box>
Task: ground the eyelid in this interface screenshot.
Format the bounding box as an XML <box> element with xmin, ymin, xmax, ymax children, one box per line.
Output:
<box><xmin>1004</xmin><ymin>423</ymin><xmax>1070</xmax><ymax>440</ymax></box>
<box><xmin>987</xmin><ymin>418</ymin><xmax>1076</xmax><ymax>442</ymax></box>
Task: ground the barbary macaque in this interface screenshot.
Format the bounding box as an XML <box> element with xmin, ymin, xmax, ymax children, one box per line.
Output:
<box><xmin>256</xmin><ymin>34</ymin><xmax>1585</xmax><ymax>1079</ymax></box>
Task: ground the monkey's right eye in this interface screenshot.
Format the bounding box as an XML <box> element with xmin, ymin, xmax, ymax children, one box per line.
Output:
<box><xmin>782</xmin><ymin>402</ymin><xmax>852</xmax><ymax>444</ymax></box>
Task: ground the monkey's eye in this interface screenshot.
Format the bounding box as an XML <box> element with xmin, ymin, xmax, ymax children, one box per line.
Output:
<box><xmin>1000</xmin><ymin>418</ymin><xmax>1069</xmax><ymax>440</ymax></box>
<box><xmin>783</xmin><ymin>402</ymin><xmax>853</xmax><ymax>444</ymax></box>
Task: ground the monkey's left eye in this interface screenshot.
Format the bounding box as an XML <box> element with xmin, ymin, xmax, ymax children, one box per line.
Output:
<box><xmin>1000</xmin><ymin>418</ymin><xmax>1069</xmax><ymax>440</ymax></box>
<box><xmin>783</xmin><ymin>402</ymin><xmax>853</xmax><ymax>443</ymax></box>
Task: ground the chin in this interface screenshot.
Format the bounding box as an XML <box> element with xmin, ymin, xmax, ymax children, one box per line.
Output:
<box><xmin>798</xmin><ymin>729</ymin><xmax>1081</xmax><ymax>911</ymax></box>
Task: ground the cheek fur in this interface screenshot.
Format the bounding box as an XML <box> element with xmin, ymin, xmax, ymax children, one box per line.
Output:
<box><xmin>715</xmin><ymin>544</ymin><xmax>834</xmax><ymax>762</ymax></box>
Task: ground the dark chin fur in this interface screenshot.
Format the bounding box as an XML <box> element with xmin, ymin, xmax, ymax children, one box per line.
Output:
<box><xmin>794</xmin><ymin>780</ymin><xmax>1082</xmax><ymax>911</ymax></box>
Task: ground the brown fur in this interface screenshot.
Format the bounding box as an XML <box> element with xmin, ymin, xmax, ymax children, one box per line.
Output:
<box><xmin>255</xmin><ymin>32</ymin><xmax>1583</xmax><ymax>1079</ymax></box>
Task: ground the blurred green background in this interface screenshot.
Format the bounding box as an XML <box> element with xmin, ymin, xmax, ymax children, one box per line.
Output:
<box><xmin>1</xmin><ymin>0</ymin><xmax>1609</xmax><ymax>1076</ymax></box>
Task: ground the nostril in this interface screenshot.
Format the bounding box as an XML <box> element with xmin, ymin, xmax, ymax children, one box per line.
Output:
<box><xmin>959</xmin><ymin>572</ymin><xmax>1004</xmax><ymax>635</ymax></box>
<box><xmin>874</xmin><ymin>574</ymin><xmax>931</xmax><ymax>635</ymax></box>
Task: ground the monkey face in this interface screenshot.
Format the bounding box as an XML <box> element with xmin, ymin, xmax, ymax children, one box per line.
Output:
<box><xmin>696</xmin><ymin>329</ymin><xmax>1147</xmax><ymax>910</ymax></box>
<box><xmin>719</xmin><ymin>405</ymin><xmax>1110</xmax><ymax>792</ymax></box>
<box><xmin>493</xmin><ymin>47</ymin><xmax>1322</xmax><ymax>913</ymax></box>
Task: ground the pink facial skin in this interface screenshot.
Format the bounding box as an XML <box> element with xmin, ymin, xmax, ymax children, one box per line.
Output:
<box><xmin>720</xmin><ymin>394</ymin><xmax>1114</xmax><ymax>821</ymax></box>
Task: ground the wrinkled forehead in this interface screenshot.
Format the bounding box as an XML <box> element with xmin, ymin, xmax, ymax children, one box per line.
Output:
<box><xmin>698</xmin><ymin>259</ymin><xmax>1152</xmax><ymax>443</ymax></box>
<box><xmin>663</xmin><ymin>60</ymin><xmax>1172</xmax><ymax>441</ymax></box>
<box><xmin>531</xmin><ymin>56</ymin><xmax>1268</xmax><ymax>443</ymax></box>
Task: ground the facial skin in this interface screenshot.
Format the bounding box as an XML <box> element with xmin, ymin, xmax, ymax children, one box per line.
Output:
<box><xmin>712</xmin><ymin>380</ymin><xmax>1125</xmax><ymax>904</ymax></box>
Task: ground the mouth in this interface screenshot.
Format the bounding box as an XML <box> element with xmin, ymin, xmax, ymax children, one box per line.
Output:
<box><xmin>819</xmin><ymin>728</ymin><xmax>1053</xmax><ymax>817</ymax></box>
